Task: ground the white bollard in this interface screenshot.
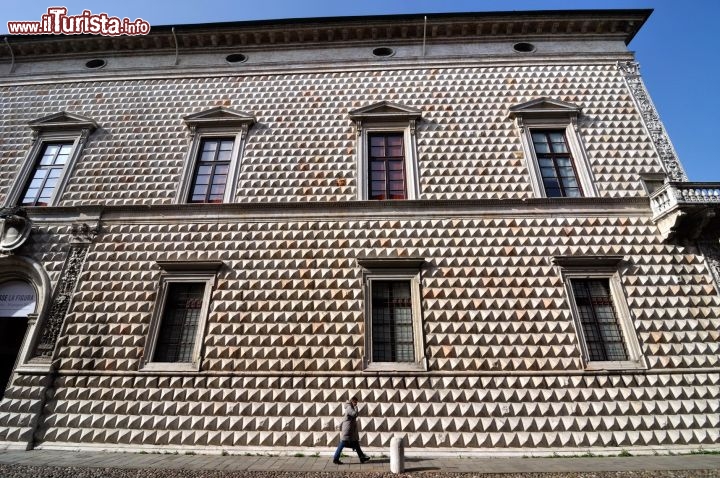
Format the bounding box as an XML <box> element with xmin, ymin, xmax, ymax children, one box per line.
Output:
<box><xmin>390</xmin><ymin>435</ymin><xmax>405</xmax><ymax>473</ymax></box>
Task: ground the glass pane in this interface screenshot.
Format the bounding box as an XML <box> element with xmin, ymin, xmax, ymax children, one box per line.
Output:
<box><xmin>202</xmin><ymin>141</ymin><xmax>218</xmax><ymax>153</ymax></box>
<box><xmin>548</xmin><ymin>132</ymin><xmax>565</xmax><ymax>143</ymax></box>
<box><xmin>531</xmin><ymin>133</ymin><xmax>548</xmax><ymax>143</ymax></box>
<box><xmin>370</xmin><ymin>146</ymin><xmax>385</xmax><ymax>158</ymax></box>
<box><xmin>551</xmin><ymin>141</ymin><xmax>568</xmax><ymax>153</ymax></box>
<box><xmin>564</xmin><ymin>188</ymin><xmax>582</xmax><ymax>198</ymax></box>
<box><xmin>216</xmin><ymin>150</ymin><xmax>232</xmax><ymax>162</ymax></box>
<box><xmin>48</xmin><ymin>168</ymin><xmax>62</xmax><ymax>179</ymax></box>
<box><xmin>21</xmin><ymin>189</ymin><xmax>39</xmax><ymax>204</ymax></box>
<box><xmin>200</xmin><ymin>151</ymin><xmax>216</xmax><ymax>162</ymax></box>
<box><xmin>197</xmin><ymin>165</ymin><xmax>212</xmax><ymax>176</ymax></box>
<box><xmin>370</xmin><ymin>136</ymin><xmax>385</xmax><ymax>147</ymax></box>
<box><xmin>556</xmin><ymin>157</ymin><xmax>572</xmax><ymax>167</ymax></box>
<box><xmin>371</xmin><ymin>171</ymin><xmax>386</xmax><ymax>181</ymax></box>
<box><xmin>386</xmin><ymin>135</ymin><xmax>403</xmax><ymax>147</ymax></box>
<box><xmin>59</xmin><ymin>144</ymin><xmax>73</xmax><ymax>155</ymax></box>
<box><xmin>538</xmin><ymin>158</ymin><xmax>553</xmax><ymax>168</ymax></box>
<box><xmin>220</xmin><ymin>140</ymin><xmax>234</xmax><ymax>151</ymax></box>
<box><xmin>214</xmin><ymin>164</ymin><xmax>230</xmax><ymax>175</ymax></box>
<box><xmin>533</xmin><ymin>142</ymin><xmax>550</xmax><ymax>154</ymax></box>
<box><xmin>194</xmin><ymin>174</ymin><xmax>210</xmax><ymax>186</ymax></box>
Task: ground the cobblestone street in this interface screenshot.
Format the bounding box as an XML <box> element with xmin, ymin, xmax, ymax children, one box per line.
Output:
<box><xmin>0</xmin><ymin>450</ymin><xmax>718</xmax><ymax>477</ymax></box>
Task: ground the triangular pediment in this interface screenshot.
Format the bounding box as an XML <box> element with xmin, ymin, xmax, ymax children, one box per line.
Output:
<box><xmin>28</xmin><ymin>111</ymin><xmax>98</xmax><ymax>132</ymax></box>
<box><xmin>509</xmin><ymin>97</ymin><xmax>581</xmax><ymax>119</ymax></box>
<box><xmin>184</xmin><ymin>107</ymin><xmax>255</xmax><ymax>128</ymax></box>
<box><xmin>349</xmin><ymin>101</ymin><xmax>422</xmax><ymax>121</ymax></box>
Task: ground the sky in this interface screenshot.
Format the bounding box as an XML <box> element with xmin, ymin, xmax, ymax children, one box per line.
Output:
<box><xmin>2</xmin><ymin>0</ymin><xmax>718</xmax><ymax>181</ymax></box>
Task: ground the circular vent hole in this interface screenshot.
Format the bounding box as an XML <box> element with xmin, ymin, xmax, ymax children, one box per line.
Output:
<box><xmin>225</xmin><ymin>53</ymin><xmax>248</xmax><ymax>64</ymax></box>
<box><xmin>372</xmin><ymin>47</ymin><xmax>395</xmax><ymax>58</ymax></box>
<box><xmin>513</xmin><ymin>42</ymin><xmax>536</xmax><ymax>53</ymax></box>
<box><xmin>85</xmin><ymin>59</ymin><xmax>106</xmax><ymax>69</ymax></box>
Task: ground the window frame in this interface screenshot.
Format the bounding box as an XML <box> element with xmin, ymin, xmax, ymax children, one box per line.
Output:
<box><xmin>359</xmin><ymin>258</ymin><xmax>427</xmax><ymax>372</ymax></box>
<box><xmin>349</xmin><ymin>101</ymin><xmax>422</xmax><ymax>201</ymax></box>
<box><xmin>176</xmin><ymin>107</ymin><xmax>255</xmax><ymax>205</ymax></box>
<box><xmin>529</xmin><ymin>129</ymin><xmax>584</xmax><ymax>198</ymax></box>
<box><xmin>556</xmin><ymin>256</ymin><xmax>645</xmax><ymax>371</ymax></box>
<box><xmin>140</xmin><ymin>261</ymin><xmax>222</xmax><ymax>372</ymax></box>
<box><xmin>4</xmin><ymin>112</ymin><xmax>97</xmax><ymax>208</ymax></box>
<box><xmin>510</xmin><ymin>98</ymin><xmax>597</xmax><ymax>199</ymax></box>
<box><xmin>186</xmin><ymin>136</ymin><xmax>238</xmax><ymax>204</ymax></box>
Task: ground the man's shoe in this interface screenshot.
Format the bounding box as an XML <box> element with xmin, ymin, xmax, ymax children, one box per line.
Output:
<box><xmin>360</xmin><ymin>455</ymin><xmax>371</xmax><ymax>463</ymax></box>
<box><xmin>333</xmin><ymin>459</ymin><xmax>343</xmax><ymax>465</ymax></box>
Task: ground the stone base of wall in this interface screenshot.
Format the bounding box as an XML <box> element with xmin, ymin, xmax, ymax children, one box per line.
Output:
<box><xmin>0</xmin><ymin>372</ymin><xmax>54</xmax><ymax>449</ymax></box>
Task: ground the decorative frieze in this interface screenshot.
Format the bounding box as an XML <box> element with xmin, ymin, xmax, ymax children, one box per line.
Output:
<box><xmin>618</xmin><ymin>61</ymin><xmax>688</xmax><ymax>182</ymax></box>
<box><xmin>699</xmin><ymin>240</ymin><xmax>720</xmax><ymax>294</ymax></box>
<box><xmin>31</xmin><ymin>240</ymin><xmax>90</xmax><ymax>359</ymax></box>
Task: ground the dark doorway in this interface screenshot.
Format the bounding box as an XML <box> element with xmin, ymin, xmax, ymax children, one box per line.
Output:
<box><xmin>0</xmin><ymin>317</ymin><xmax>28</xmax><ymax>400</ymax></box>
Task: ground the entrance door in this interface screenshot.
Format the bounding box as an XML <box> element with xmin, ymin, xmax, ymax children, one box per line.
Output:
<box><xmin>0</xmin><ymin>281</ymin><xmax>36</xmax><ymax>399</ymax></box>
<box><xmin>0</xmin><ymin>317</ymin><xmax>28</xmax><ymax>399</ymax></box>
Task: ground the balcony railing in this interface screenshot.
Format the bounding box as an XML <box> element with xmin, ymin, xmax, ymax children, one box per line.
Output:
<box><xmin>650</xmin><ymin>182</ymin><xmax>720</xmax><ymax>242</ymax></box>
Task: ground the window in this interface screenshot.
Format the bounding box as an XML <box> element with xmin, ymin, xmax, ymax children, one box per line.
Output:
<box><xmin>189</xmin><ymin>138</ymin><xmax>235</xmax><ymax>203</ymax></box>
<box><xmin>153</xmin><ymin>282</ymin><xmax>205</xmax><ymax>362</ymax></box>
<box><xmin>555</xmin><ymin>256</ymin><xmax>645</xmax><ymax>371</ymax></box>
<box><xmin>570</xmin><ymin>278</ymin><xmax>628</xmax><ymax>361</ymax></box>
<box><xmin>371</xmin><ymin>280</ymin><xmax>414</xmax><ymax>361</ymax></box>
<box><xmin>358</xmin><ymin>258</ymin><xmax>427</xmax><ymax>372</ymax></box>
<box><xmin>349</xmin><ymin>101</ymin><xmax>422</xmax><ymax>201</ymax></box>
<box><xmin>177</xmin><ymin>107</ymin><xmax>255</xmax><ymax>205</ymax></box>
<box><xmin>531</xmin><ymin>130</ymin><xmax>582</xmax><ymax>198</ymax></box>
<box><xmin>368</xmin><ymin>133</ymin><xmax>406</xmax><ymax>200</ymax></box>
<box><xmin>509</xmin><ymin>98</ymin><xmax>596</xmax><ymax>198</ymax></box>
<box><xmin>141</xmin><ymin>261</ymin><xmax>222</xmax><ymax>372</ymax></box>
<box><xmin>4</xmin><ymin>112</ymin><xmax>97</xmax><ymax>208</ymax></box>
<box><xmin>20</xmin><ymin>143</ymin><xmax>73</xmax><ymax>206</ymax></box>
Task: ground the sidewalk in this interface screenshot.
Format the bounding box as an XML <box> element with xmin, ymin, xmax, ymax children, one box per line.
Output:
<box><xmin>0</xmin><ymin>449</ymin><xmax>719</xmax><ymax>475</ymax></box>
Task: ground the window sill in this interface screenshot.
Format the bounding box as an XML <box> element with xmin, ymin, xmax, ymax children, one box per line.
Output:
<box><xmin>363</xmin><ymin>361</ymin><xmax>427</xmax><ymax>373</ymax></box>
<box><xmin>584</xmin><ymin>360</ymin><xmax>646</xmax><ymax>372</ymax></box>
<box><xmin>140</xmin><ymin>362</ymin><xmax>200</xmax><ymax>373</ymax></box>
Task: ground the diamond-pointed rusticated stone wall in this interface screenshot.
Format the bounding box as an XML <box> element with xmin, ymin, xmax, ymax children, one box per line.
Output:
<box><xmin>0</xmin><ymin>64</ymin><xmax>665</xmax><ymax>206</ymax></box>
<box><xmin>0</xmin><ymin>19</ymin><xmax>718</xmax><ymax>453</ymax></box>
<box><xmin>2</xmin><ymin>214</ymin><xmax>709</xmax><ymax>450</ymax></box>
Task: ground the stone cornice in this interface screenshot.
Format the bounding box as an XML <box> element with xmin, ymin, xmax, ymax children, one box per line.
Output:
<box><xmin>1</xmin><ymin>9</ymin><xmax>650</xmax><ymax>61</ymax></box>
<box><xmin>20</xmin><ymin>197</ymin><xmax>652</xmax><ymax>225</ymax></box>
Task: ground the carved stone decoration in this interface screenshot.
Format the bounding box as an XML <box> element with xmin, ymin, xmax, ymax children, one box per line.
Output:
<box><xmin>617</xmin><ymin>61</ymin><xmax>688</xmax><ymax>182</ymax></box>
<box><xmin>32</xmin><ymin>243</ymin><xmax>90</xmax><ymax>358</ymax></box>
<box><xmin>698</xmin><ymin>239</ymin><xmax>720</xmax><ymax>294</ymax></box>
<box><xmin>70</xmin><ymin>222</ymin><xmax>100</xmax><ymax>244</ymax></box>
<box><xmin>0</xmin><ymin>207</ymin><xmax>32</xmax><ymax>252</ymax></box>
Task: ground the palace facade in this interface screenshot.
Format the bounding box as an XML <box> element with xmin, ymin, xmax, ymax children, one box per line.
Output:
<box><xmin>0</xmin><ymin>9</ymin><xmax>718</xmax><ymax>455</ymax></box>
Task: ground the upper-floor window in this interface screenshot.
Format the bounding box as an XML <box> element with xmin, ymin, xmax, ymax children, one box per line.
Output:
<box><xmin>349</xmin><ymin>101</ymin><xmax>422</xmax><ymax>201</ymax></box>
<box><xmin>4</xmin><ymin>112</ymin><xmax>97</xmax><ymax>208</ymax></box>
<box><xmin>20</xmin><ymin>143</ymin><xmax>73</xmax><ymax>206</ymax></box>
<box><xmin>509</xmin><ymin>98</ymin><xmax>596</xmax><ymax>198</ymax></box>
<box><xmin>368</xmin><ymin>133</ymin><xmax>406</xmax><ymax>200</ymax></box>
<box><xmin>531</xmin><ymin>130</ymin><xmax>582</xmax><ymax>198</ymax></box>
<box><xmin>177</xmin><ymin>107</ymin><xmax>255</xmax><ymax>205</ymax></box>
<box><xmin>189</xmin><ymin>138</ymin><xmax>235</xmax><ymax>203</ymax></box>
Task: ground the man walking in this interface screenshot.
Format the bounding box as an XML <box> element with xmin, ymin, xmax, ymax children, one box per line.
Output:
<box><xmin>332</xmin><ymin>396</ymin><xmax>371</xmax><ymax>465</ymax></box>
